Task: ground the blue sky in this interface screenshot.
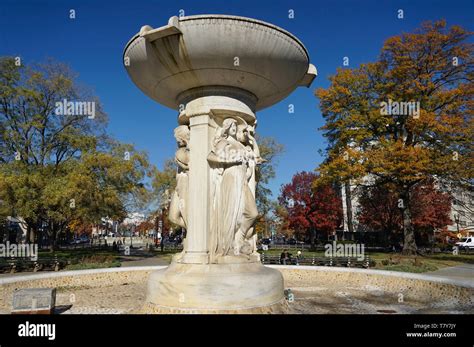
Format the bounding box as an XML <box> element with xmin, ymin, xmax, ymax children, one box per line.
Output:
<box><xmin>1</xmin><ymin>0</ymin><xmax>473</xmax><ymax>198</ymax></box>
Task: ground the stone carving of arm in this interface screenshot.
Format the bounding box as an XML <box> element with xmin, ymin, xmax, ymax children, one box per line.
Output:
<box><xmin>207</xmin><ymin>140</ymin><xmax>243</xmax><ymax>168</ymax></box>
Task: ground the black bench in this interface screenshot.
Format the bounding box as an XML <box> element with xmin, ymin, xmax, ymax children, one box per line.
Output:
<box><xmin>0</xmin><ymin>256</ymin><xmax>66</xmax><ymax>273</ymax></box>
<box><xmin>260</xmin><ymin>253</ymin><xmax>373</xmax><ymax>268</ymax></box>
<box><xmin>0</xmin><ymin>257</ymin><xmax>18</xmax><ymax>273</ymax></box>
<box><xmin>32</xmin><ymin>257</ymin><xmax>66</xmax><ymax>272</ymax></box>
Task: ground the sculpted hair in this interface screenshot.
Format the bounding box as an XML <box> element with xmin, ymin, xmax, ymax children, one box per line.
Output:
<box><xmin>221</xmin><ymin>118</ymin><xmax>237</xmax><ymax>138</ymax></box>
<box><xmin>174</xmin><ymin>125</ymin><xmax>190</xmax><ymax>143</ymax></box>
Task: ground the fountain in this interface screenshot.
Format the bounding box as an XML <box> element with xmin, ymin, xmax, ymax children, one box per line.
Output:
<box><xmin>123</xmin><ymin>14</ymin><xmax>317</xmax><ymax>313</ymax></box>
<box><xmin>0</xmin><ymin>15</ymin><xmax>470</xmax><ymax>317</ymax></box>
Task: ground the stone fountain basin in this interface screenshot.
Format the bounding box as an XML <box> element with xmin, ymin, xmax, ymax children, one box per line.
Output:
<box><xmin>123</xmin><ymin>15</ymin><xmax>316</xmax><ymax>111</ymax></box>
<box><xmin>1</xmin><ymin>266</ymin><xmax>472</xmax><ymax>314</ymax></box>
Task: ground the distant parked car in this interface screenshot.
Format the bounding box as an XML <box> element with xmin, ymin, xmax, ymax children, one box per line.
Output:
<box><xmin>261</xmin><ymin>238</ymin><xmax>272</xmax><ymax>245</ymax></box>
<box><xmin>455</xmin><ymin>237</ymin><xmax>474</xmax><ymax>250</ymax></box>
<box><xmin>70</xmin><ymin>235</ymin><xmax>89</xmax><ymax>245</ymax></box>
<box><xmin>287</xmin><ymin>238</ymin><xmax>297</xmax><ymax>245</ymax></box>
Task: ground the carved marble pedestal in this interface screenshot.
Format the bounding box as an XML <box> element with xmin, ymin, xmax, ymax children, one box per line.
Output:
<box><xmin>145</xmin><ymin>91</ymin><xmax>285</xmax><ymax>312</ymax></box>
<box><xmin>144</xmin><ymin>262</ymin><xmax>286</xmax><ymax>313</ymax></box>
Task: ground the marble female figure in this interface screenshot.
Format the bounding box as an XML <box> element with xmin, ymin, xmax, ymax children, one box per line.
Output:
<box><xmin>168</xmin><ymin>125</ymin><xmax>190</xmax><ymax>231</ymax></box>
<box><xmin>208</xmin><ymin>118</ymin><xmax>259</xmax><ymax>260</ymax></box>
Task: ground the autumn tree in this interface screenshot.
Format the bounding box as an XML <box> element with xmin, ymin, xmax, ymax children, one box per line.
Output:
<box><xmin>410</xmin><ymin>181</ymin><xmax>453</xmax><ymax>233</ymax></box>
<box><xmin>358</xmin><ymin>180</ymin><xmax>452</xmax><ymax>245</ymax></box>
<box><xmin>255</xmin><ymin>136</ymin><xmax>284</xmax><ymax>211</ymax></box>
<box><xmin>278</xmin><ymin>171</ymin><xmax>342</xmax><ymax>249</ymax></box>
<box><xmin>272</xmin><ymin>202</ymin><xmax>292</xmax><ymax>239</ymax></box>
<box><xmin>357</xmin><ymin>184</ymin><xmax>402</xmax><ymax>238</ymax></box>
<box><xmin>254</xmin><ymin>136</ymin><xmax>284</xmax><ymax>237</ymax></box>
<box><xmin>0</xmin><ymin>57</ymin><xmax>152</xmax><ymax>249</ymax></box>
<box><xmin>315</xmin><ymin>20</ymin><xmax>473</xmax><ymax>254</ymax></box>
<box><xmin>151</xmin><ymin>158</ymin><xmax>177</xmax><ymax>205</ymax></box>
<box><xmin>136</xmin><ymin>220</ymin><xmax>154</xmax><ymax>235</ymax></box>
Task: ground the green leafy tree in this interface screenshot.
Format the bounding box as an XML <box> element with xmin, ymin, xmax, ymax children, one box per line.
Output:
<box><xmin>0</xmin><ymin>57</ymin><xmax>152</xmax><ymax>249</ymax></box>
<box><xmin>253</xmin><ymin>136</ymin><xmax>283</xmax><ymax>238</ymax></box>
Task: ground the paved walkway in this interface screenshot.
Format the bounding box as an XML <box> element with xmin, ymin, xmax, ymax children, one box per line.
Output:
<box><xmin>120</xmin><ymin>255</ymin><xmax>171</xmax><ymax>267</ymax></box>
<box><xmin>426</xmin><ymin>264</ymin><xmax>474</xmax><ymax>284</ymax></box>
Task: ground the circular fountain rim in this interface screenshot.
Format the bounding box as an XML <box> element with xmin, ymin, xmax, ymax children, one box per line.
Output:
<box><xmin>1</xmin><ymin>265</ymin><xmax>472</xmax><ymax>289</ymax></box>
<box><xmin>179</xmin><ymin>14</ymin><xmax>309</xmax><ymax>58</ymax></box>
<box><xmin>2</xmin><ymin>266</ymin><xmax>471</xmax><ymax>314</ymax></box>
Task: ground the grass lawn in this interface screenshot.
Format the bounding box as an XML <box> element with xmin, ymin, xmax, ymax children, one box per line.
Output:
<box><xmin>143</xmin><ymin>250</ymin><xmax>179</xmax><ymax>264</ymax></box>
<box><xmin>64</xmin><ymin>260</ymin><xmax>121</xmax><ymax>270</ymax></box>
<box><xmin>38</xmin><ymin>248</ymin><xmax>178</xmax><ymax>270</ymax></box>
<box><xmin>259</xmin><ymin>248</ymin><xmax>474</xmax><ymax>273</ymax></box>
<box><xmin>38</xmin><ymin>248</ymin><xmax>122</xmax><ymax>270</ymax></box>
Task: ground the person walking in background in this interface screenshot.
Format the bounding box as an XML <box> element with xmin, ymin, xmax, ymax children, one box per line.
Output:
<box><xmin>285</xmin><ymin>250</ymin><xmax>292</xmax><ymax>265</ymax></box>
<box><xmin>280</xmin><ymin>249</ymin><xmax>290</xmax><ymax>265</ymax></box>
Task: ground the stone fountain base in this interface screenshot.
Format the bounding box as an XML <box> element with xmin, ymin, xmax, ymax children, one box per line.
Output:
<box><xmin>1</xmin><ymin>266</ymin><xmax>473</xmax><ymax>314</ymax></box>
<box><xmin>139</xmin><ymin>300</ymin><xmax>289</xmax><ymax>314</ymax></box>
<box><xmin>141</xmin><ymin>261</ymin><xmax>286</xmax><ymax>314</ymax></box>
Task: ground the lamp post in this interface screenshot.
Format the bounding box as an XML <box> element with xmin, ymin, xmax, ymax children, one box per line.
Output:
<box><xmin>130</xmin><ymin>222</ymin><xmax>136</xmax><ymax>248</ymax></box>
<box><xmin>454</xmin><ymin>213</ymin><xmax>460</xmax><ymax>235</ymax></box>
<box><xmin>154</xmin><ymin>215</ymin><xmax>160</xmax><ymax>247</ymax></box>
<box><xmin>398</xmin><ymin>201</ymin><xmax>405</xmax><ymax>253</ymax></box>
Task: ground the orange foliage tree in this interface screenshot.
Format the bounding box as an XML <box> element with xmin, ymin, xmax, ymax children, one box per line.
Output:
<box><xmin>315</xmin><ymin>20</ymin><xmax>473</xmax><ymax>254</ymax></box>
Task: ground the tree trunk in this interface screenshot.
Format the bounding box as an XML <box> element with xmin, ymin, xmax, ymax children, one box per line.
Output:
<box><xmin>29</xmin><ymin>225</ymin><xmax>36</xmax><ymax>244</ymax></box>
<box><xmin>401</xmin><ymin>189</ymin><xmax>417</xmax><ymax>255</ymax></box>
<box><xmin>48</xmin><ymin>220</ymin><xmax>57</xmax><ymax>252</ymax></box>
<box><xmin>25</xmin><ymin>225</ymin><xmax>31</xmax><ymax>244</ymax></box>
<box><xmin>344</xmin><ymin>181</ymin><xmax>354</xmax><ymax>235</ymax></box>
<box><xmin>310</xmin><ymin>228</ymin><xmax>316</xmax><ymax>251</ymax></box>
<box><xmin>49</xmin><ymin>230</ymin><xmax>57</xmax><ymax>252</ymax></box>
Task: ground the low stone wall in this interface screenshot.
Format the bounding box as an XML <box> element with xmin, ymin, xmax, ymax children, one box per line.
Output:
<box><xmin>0</xmin><ymin>267</ymin><xmax>154</xmax><ymax>288</ymax></box>
<box><xmin>0</xmin><ymin>267</ymin><xmax>157</xmax><ymax>311</ymax></box>
<box><xmin>274</xmin><ymin>266</ymin><xmax>474</xmax><ymax>306</ymax></box>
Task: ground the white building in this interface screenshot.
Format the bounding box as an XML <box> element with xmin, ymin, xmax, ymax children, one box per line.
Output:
<box><xmin>122</xmin><ymin>212</ymin><xmax>146</xmax><ymax>226</ymax></box>
<box><xmin>443</xmin><ymin>186</ymin><xmax>474</xmax><ymax>235</ymax></box>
